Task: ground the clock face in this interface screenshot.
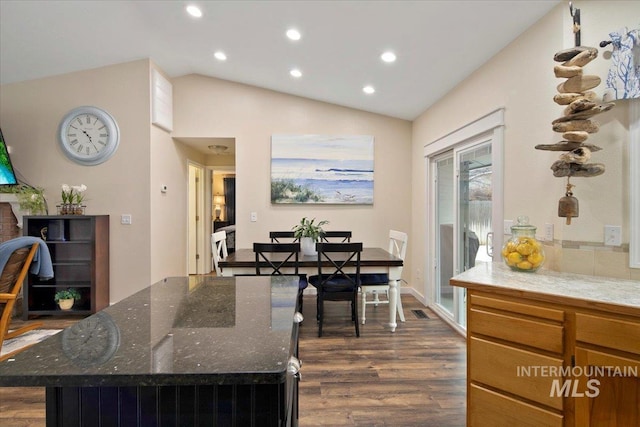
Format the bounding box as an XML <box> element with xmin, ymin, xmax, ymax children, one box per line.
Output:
<box><xmin>59</xmin><ymin>106</ymin><xmax>119</xmax><ymax>165</ymax></box>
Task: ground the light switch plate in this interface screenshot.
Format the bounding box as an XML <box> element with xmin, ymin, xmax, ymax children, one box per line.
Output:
<box><xmin>503</xmin><ymin>220</ymin><xmax>514</xmax><ymax>235</ymax></box>
<box><xmin>544</xmin><ymin>223</ymin><xmax>554</xmax><ymax>242</ymax></box>
<box><xmin>604</xmin><ymin>225</ymin><xmax>622</xmax><ymax>246</ymax></box>
<box><xmin>121</xmin><ymin>214</ymin><xmax>132</xmax><ymax>225</ymax></box>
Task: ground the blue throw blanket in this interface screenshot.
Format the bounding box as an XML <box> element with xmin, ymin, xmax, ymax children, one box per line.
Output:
<box><xmin>0</xmin><ymin>236</ymin><xmax>54</xmax><ymax>280</ymax></box>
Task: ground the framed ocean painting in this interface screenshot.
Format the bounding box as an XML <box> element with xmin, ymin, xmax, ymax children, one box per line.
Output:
<box><xmin>271</xmin><ymin>134</ymin><xmax>374</xmax><ymax>204</ymax></box>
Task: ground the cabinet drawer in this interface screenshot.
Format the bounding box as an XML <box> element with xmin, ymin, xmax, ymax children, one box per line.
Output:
<box><xmin>469</xmin><ymin>308</ymin><xmax>563</xmax><ymax>353</ymax></box>
<box><xmin>470</xmin><ymin>294</ymin><xmax>564</xmax><ymax>322</ymax></box>
<box><xmin>469</xmin><ymin>383</ymin><xmax>563</xmax><ymax>427</ymax></box>
<box><xmin>469</xmin><ymin>337</ymin><xmax>564</xmax><ymax>410</ymax></box>
<box><xmin>576</xmin><ymin>313</ymin><xmax>640</xmax><ymax>355</ymax></box>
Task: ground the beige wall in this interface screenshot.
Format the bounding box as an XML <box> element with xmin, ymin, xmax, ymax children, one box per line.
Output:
<box><xmin>172</xmin><ymin>74</ymin><xmax>413</xmax><ymax>275</ymax></box>
<box><xmin>412</xmin><ymin>1</ymin><xmax>639</xmax><ymax>294</ymax></box>
<box><xmin>0</xmin><ymin>59</ymin><xmax>152</xmax><ymax>303</ymax></box>
<box><xmin>3</xmin><ymin>0</ymin><xmax>635</xmax><ymax>306</ymax></box>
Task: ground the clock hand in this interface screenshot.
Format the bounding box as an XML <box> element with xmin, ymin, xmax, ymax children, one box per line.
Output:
<box><xmin>81</xmin><ymin>129</ymin><xmax>99</xmax><ymax>151</ymax></box>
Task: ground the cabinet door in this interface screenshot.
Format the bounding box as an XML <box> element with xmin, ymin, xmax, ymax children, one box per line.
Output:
<box><xmin>574</xmin><ymin>347</ymin><xmax>640</xmax><ymax>426</ymax></box>
<box><xmin>469</xmin><ymin>384</ymin><xmax>563</xmax><ymax>427</ymax></box>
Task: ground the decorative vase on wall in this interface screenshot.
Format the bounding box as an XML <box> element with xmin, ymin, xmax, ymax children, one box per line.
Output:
<box><xmin>300</xmin><ymin>237</ymin><xmax>317</xmax><ymax>257</ymax></box>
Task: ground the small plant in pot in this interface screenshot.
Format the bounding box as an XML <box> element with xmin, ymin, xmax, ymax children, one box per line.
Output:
<box><xmin>54</xmin><ymin>288</ymin><xmax>81</xmax><ymax>310</ymax></box>
<box><xmin>292</xmin><ymin>217</ymin><xmax>329</xmax><ymax>256</ymax></box>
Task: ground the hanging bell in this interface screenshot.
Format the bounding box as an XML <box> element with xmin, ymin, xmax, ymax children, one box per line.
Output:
<box><xmin>558</xmin><ymin>183</ymin><xmax>579</xmax><ymax>225</ymax></box>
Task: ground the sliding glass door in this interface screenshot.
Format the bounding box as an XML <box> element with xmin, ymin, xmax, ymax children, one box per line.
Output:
<box><xmin>433</xmin><ymin>141</ymin><xmax>493</xmax><ymax>329</ymax></box>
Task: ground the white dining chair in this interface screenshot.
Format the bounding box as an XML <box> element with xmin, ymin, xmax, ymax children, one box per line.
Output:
<box><xmin>360</xmin><ymin>230</ymin><xmax>408</xmax><ymax>324</ymax></box>
<box><xmin>211</xmin><ymin>230</ymin><xmax>228</xmax><ymax>275</ymax></box>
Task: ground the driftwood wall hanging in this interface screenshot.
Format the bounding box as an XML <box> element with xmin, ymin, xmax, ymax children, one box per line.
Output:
<box><xmin>535</xmin><ymin>2</ymin><xmax>615</xmax><ymax>224</ymax></box>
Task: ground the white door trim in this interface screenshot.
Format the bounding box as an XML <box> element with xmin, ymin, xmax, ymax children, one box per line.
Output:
<box><xmin>423</xmin><ymin>108</ymin><xmax>505</xmax><ymax>315</ymax></box>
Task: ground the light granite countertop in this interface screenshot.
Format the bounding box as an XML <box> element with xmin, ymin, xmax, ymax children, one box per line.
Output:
<box><xmin>451</xmin><ymin>262</ymin><xmax>640</xmax><ymax>313</ymax></box>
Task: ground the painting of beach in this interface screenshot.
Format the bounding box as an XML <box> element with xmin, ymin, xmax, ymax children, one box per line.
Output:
<box><xmin>271</xmin><ymin>134</ymin><xmax>374</xmax><ymax>204</ymax></box>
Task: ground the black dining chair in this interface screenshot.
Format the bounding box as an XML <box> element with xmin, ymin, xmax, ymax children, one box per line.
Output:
<box><xmin>320</xmin><ymin>231</ymin><xmax>352</xmax><ymax>242</ymax></box>
<box><xmin>253</xmin><ymin>242</ymin><xmax>308</xmax><ymax>313</ymax></box>
<box><xmin>269</xmin><ymin>231</ymin><xmax>298</xmax><ymax>243</ymax></box>
<box><xmin>308</xmin><ymin>242</ymin><xmax>363</xmax><ymax>337</ymax></box>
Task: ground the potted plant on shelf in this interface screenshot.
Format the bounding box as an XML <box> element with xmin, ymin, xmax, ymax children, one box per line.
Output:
<box><xmin>0</xmin><ymin>184</ymin><xmax>47</xmax><ymax>214</ymax></box>
<box><xmin>292</xmin><ymin>217</ymin><xmax>329</xmax><ymax>256</ymax></box>
<box><xmin>54</xmin><ymin>288</ymin><xmax>81</xmax><ymax>310</ymax></box>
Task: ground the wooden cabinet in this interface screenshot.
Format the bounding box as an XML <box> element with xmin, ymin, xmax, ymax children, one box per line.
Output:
<box><xmin>574</xmin><ymin>313</ymin><xmax>640</xmax><ymax>426</ymax></box>
<box><xmin>456</xmin><ymin>280</ymin><xmax>640</xmax><ymax>427</ymax></box>
<box><xmin>467</xmin><ymin>292</ymin><xmax>566</xmax><ymax>426</ymax></box>
<box><xmin>22</xmin><ymin>215</ymin><xmax>109</xmax><ymax>319</ymax></box>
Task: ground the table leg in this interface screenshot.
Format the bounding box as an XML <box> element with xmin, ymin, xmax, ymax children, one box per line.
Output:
<box><xmin>388</xmin><ymin>278</ymin><xmax>398</xmax><ymax>332</ymax></box>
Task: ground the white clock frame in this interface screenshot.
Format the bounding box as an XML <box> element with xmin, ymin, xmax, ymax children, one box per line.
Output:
<box><xmin>58</xmin><ymin>106</ymin><xmax>120</xmax><ymax>166</ymax></box>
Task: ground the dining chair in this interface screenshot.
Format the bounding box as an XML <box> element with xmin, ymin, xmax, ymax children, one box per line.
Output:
<box><xmin>320</xmin><ymin>231</ymin><xmax>352</xmax><ymax>242</ymax></box>
<box><xmin>360</xmin><ymin>230</ymin><xmax>408</xmax><ymax>324</ymax></box>
<box><xmin>253</xmin><ymin>242</ymin><xmax>308</xmax><ymax>313</ymax></box>
<box><xmin>0</xmin><ymin>243</ymin><xmax>43</xmax><ymax>362</ymax></box>
<box><xmin>308</xmin><ymin>242</ymin><xmax>363</xmax><ymax>337</ymax></box>
<box><xmin>269</xmin><ymin>231</ymin><xmax>298</xmax><ymax>243</ymax></box>
<box><xmin>211</xmin><ymin>230</ymin><xmax>228</xmax><ymax>275</ymax></box>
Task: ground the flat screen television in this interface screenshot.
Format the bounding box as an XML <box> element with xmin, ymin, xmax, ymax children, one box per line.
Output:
<box><xmin>0</xmin><ymin>128</ymin><xmax>19</xmax><ymax>186</ymax></box>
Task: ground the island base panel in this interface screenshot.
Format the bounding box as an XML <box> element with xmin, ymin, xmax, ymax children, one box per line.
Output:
<box><xmin>46</xmin><ymin>383</ymin><xmax>293</xmax><ymax>427</ymax></box>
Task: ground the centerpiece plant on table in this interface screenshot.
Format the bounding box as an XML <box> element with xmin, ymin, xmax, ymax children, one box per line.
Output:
<box><xmin>292</xmin><ymin>217</ymin><xmax>329</xmax><ymax>256</ymax></box>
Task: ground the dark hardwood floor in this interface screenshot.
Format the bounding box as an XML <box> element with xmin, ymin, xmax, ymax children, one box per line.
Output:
<box><xmin>0</xmin><ymin>295</ymin><xmax>467</xmax><ymax>426</ymax></box>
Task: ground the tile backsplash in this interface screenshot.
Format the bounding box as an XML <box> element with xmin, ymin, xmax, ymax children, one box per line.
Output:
<box><xmin>543</xmin><ymin>239</ymin><xmax>638</xmax><ymax>280</ymax></box>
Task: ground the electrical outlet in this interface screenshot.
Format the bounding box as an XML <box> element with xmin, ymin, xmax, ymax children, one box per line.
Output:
<box><xmin>604</xmin><ymin>225</ymin><xmax>622</xmax><ymax>246</ymax></box>
<box><xmin>250</xmin><ymin>212</ymin><xmax>258</xmax><ymax>222</ymax></box>
<box><xmin>544</xmin><ymin>223</ymin><xmax>554</xmax><ymax>242</ymax></box>
<box><xmin>504</xmin><ymin>220</ymin><xmax>514</xmax><ymax>235</ymax></box>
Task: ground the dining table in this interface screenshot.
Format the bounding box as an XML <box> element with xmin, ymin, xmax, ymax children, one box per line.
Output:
<box><xmin>218</xmin><ymin>247</ymin><xmax>405</xmax><ymax>332</ymax></box>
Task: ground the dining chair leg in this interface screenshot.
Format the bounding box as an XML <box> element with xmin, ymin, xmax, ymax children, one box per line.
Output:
<box><xmin>354</xmin><ymin>299</ymin><xmax>360</xmax><ymax>337</ymax></box>
<box><xmin>318</xmin><ymin>296</ymin><xmax>324</xmax><ymax>337</ymax></box>
<box><xmin>297</xmin><ymin>291</ymin><xmax>304</xmax><ymax>314</ymax></box>
<box><xmin>361</xmin><ymin>289</ymin><xmax>368</xmax><ymax>324</ymax></box>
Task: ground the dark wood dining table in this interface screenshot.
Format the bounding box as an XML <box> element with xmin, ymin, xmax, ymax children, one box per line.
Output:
<box><xmin>219</xmin><ymin>247</ymin><xmax>404</xmax><ymax>332</ymax></box>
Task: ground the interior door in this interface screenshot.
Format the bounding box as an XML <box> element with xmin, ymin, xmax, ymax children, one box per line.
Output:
<box><xmin>188</xmin><ymin>163</ymin><xmax>205</xmax><ymax>275</ymax></box>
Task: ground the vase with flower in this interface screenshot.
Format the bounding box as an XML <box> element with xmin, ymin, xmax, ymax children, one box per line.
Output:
<box><xmin>57</xmin><ymin>184</ymin><xmax>87</xmax><ymax>215</ymax></box>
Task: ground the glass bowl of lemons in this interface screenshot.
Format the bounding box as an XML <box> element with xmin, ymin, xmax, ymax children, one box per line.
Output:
<box><xmin>501</xmin><ymin>216</ymin><xmax>545</xmax><ymax>272</ymax></box>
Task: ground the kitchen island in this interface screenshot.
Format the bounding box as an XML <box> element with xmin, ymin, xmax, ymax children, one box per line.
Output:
<box><xmin>451</xmin><ymin>263</ymin><xmax>640</xmax><ymax>427</ymax></box>
<box><xmin>0</xmin><ymin>275</ymin><xmax>301</xmax><ymax>426</ymax></box>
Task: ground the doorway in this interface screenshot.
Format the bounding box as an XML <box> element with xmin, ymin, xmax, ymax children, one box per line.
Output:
<box><xmin>424</xmin><ymin>109</ymin><xmax>504</xmax><ymax>333</ymax></box>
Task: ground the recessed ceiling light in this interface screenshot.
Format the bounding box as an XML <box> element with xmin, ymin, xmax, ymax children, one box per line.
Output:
<box><xmin>363</xmin><ymin>85</ymin><xmax>375</xmax><ymax>94</ymax></box>
<box><xmin>214</xmin><ymin>51</ymin><xmax>227</xmax><ymax>61</ymax></box>
<box><xmin>290</xmin><ymin>68</ymin><xmax>302</xmax><ymax>78</ymax></box>
<box><xmin>186</xmin><ymin>5</ymin><xmax>203</xmax><ymax>18</ymax></box>
<box><xmin>381</xmin><ymin>51</ymin><xmax>397</xmax><ymax>63</ymax></box>
<box><xmin>286</xmin><ymin>29</ymin><xmax>301</xmax><ymax>41</ymax></box>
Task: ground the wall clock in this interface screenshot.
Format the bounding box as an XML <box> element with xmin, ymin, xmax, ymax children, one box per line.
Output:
<box><xmin>58</xmin><ymin>106</ymin><xmax>120</xmax><ymax>165</ymax></box>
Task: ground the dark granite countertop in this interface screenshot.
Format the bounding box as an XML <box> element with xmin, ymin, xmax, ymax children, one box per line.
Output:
<box><xmin>0</xmin><ymin>275</ymin><xmax>300</xmax><ymax>387</ymax></box>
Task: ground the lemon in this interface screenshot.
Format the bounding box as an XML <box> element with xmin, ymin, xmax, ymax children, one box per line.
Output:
<box><xmin>517</xmin><ymin>260</ymin><xmax>533</xmax><ymax>270</ymax></box>
<box><xmin>506</xmin><ymin>252</ymin><xmax>522</xmax><ymax>266</ymax></box>
<box><xmin>528</xmin><ymin>252</ymin><xmax>544</xmax><ymax>267</ymax></box>
<box><xmin>516</xmin><ymin>242</ymin><xmax>534</xmax><ymax>256</ymax></box>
